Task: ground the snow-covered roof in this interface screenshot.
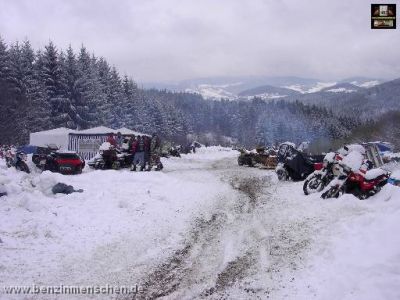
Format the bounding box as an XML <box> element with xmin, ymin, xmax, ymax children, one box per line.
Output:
<box><xmin>29</xmin><ymin>127</ymin><xmax>76</xmax><ymax>149</ymax></box>
<box><xmin>29</xmin><ymin>126</ymin><xmax>149</xmax><ymax>150</ymax></box>
<box><xmin>78</xmin><ymin>126</ymin><xmax>115</xmax><ymax>134</ymax></box>
<box><xmin>30</xmin><ymin>127</ymin><xmax>76</xmax><ymax>135</ymax></box>
<box><xmin>115</xmin><ymin>127</ymin><xmax>146</xmax><ymax>135</ymax></box>
<box><xmin>77</xmin><ymin>126</ymin><xmax>148</xmax><ymax>136</ymax></box>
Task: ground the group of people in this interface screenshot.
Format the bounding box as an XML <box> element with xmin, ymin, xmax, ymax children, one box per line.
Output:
<box><xmin>106</xmin><ymin>132</ymin><xmax>163</xmax><ymax>171</ymax></box>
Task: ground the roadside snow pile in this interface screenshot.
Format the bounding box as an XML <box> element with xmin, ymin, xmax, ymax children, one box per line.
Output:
<box><xmin>0</xmin><ymin>146</ymin><xmax>239</xmax><ymax>295</ymax></box>
<box><xmin>391</xmin><ymin>170</ymin><xmax>400</xmax><ymax>180</ymax></box>
<box><xmin>292</xmin><ymin>184</ymin><xmax>400</xmax><ymax>300</ymax></box>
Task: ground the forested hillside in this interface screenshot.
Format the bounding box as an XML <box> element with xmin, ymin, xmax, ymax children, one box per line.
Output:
<box><xmin>0</xmin><ymin>38</ymin><xmax>363</xmax><ymax>147</ymax></box>
<box><xmin>285</xmin><ymin>78</ymin><xmax>400</xmax><ymax>121</ymax></box>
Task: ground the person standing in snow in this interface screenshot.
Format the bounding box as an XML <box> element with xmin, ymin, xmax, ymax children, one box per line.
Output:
<box><xmin>131</xmin><ymin>135</ymin><xmax>145</xmax><ymax>171</ymax></box>
<box><xmin>144</xmin><ymin>135</ymin><xmax>151</xmax><ymax>171</ymax></box>
<box><xmin>150</xmin><ymin>133</ymin><xmax>163</xmax><ymax>171</ymax></box>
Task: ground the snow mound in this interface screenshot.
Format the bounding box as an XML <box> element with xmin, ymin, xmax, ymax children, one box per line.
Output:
<box><xmin>390</xmin><ymin>170</ymin><xmax>400</xmax><ymax>180</ymax></box>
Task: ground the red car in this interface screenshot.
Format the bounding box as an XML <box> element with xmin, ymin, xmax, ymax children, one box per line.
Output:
<box><xmin>33</xmin><ymin>149</ymin><xmax>85</xmax><ymax>175</ymax></box>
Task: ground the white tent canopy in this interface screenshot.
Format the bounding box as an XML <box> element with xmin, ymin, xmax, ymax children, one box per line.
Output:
<box><xmin>29</xmin><ymin>126</ymin><xmax>149</xmax><ymax>153</ymax></box>
<box><xmin>77</xmin><ymin>126</ymin><xmax>148</xmax><ymax>136</ymax></box>
<box><xmin>116</xmin><ymin>127</ymin><xmax>150</xmax><ymax>136</ymax></box>
<box><xmin>29</xmin><ymin>127</ymin><xmax>76</xmax><ymax>149</ymax></box>
<box><xmin>78</xmin><ymin>126</ymin><xmax>114</xmax><ymax>134</ymax></box>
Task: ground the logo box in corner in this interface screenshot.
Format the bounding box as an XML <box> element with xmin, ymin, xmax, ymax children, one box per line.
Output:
<box><xmin>371</xmin><ymin>4</ymin><xmax>396</xmax><ymax>29</ymax></box>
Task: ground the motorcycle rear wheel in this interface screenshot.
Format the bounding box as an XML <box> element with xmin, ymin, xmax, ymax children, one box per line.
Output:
<box><xmin>321</xmin><ymin>185</ymin><xmax>343</xmax><ymax>199</ymax></box>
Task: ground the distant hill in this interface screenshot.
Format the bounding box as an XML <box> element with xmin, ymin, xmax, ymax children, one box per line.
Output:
<box><xmin>142</xmin><ymin>76</ymin><xmax>323</xmax><ymax>100</ymax></box>
<box><xmin>238</xmin><ymin>85</ymin><xmax>301</xmax><ymax>99</ymax></box>
<box><xmin>143</xmin><ymin>76</ymin><xmax>383</xmax><ymax>101</ymax></box>
<box><xmin>284</xmin><ymin>77</ymin><xmax>400</xmax><ymax>121</ymax></box>
<box><xmin>320</xmin><ymin>82</ymin><xmax>362</xmax><ymax>93</ymax></box>
<box><xmin>339</xmin><ymin>77</ymin><xmax>382</xmax><ymax>88</ymax></box>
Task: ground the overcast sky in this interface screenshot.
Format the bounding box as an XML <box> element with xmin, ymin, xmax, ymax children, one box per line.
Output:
<box><xmin>0</xmin><ymin>0</ymin><xmax>399</xmax><ymax>82</ymax></box>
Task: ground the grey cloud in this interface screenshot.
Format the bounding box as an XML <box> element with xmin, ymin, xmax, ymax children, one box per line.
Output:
<box><xmin>0</xmin><ymin>0</ymin><xmax>398</xmax><ymax>82</ymax></box>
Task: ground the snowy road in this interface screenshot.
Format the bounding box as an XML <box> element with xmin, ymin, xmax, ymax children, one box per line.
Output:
<box><xmin>1</xmin><ymin>147</ymin><xmax>400</xmax><ymax>300</ymax></box>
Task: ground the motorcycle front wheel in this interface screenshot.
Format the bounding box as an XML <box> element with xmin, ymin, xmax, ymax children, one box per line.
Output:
<box><xmin>303</xmin><ymin>174</ymin><xmax>324</xmax><ymax>195</ymax></box>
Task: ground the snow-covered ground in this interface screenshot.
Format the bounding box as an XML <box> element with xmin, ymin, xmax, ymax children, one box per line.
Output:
<box><xmin>325</xmin><ymin>87</ymin><xmax>357</xmax><ymax>93</ymax></box>
<box><xmin>244</xmin><ymin>93</ymin><xmax>287</xmax><ymax>100</ymax></box>
<box><xmin>185</xmin><ymin>84</ymin><xmax>240</xmax><ymax>101</ymax></box>
<box><xmin>351</xmin><ymin>80</ymin><xmax>380</xmax><ymax>88</ymax></box>
<box><xmin>0</xmin><ymin>147</ymin><xmax>399</xmax><ymax>299</ymax></box>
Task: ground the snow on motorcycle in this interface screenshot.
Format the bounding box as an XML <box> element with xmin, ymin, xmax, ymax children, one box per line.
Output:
<box><xmin>321</xmin><ymin>149</ymin><xmax>390</xmax><ymax>200</ymax></box>
<box><xmin>305</xmin><ymin>144</ymin><xmax>369</xmax><ymax>195</ymax></box>
<box><xmin>5</xmin><ymin>148</ymin><xmax>30</xmax><ymax>173</ymax></box>
<box><xmin>303</xmin><ymin>152</ymin><xmax>340</xmax><ymax>195</ymax></box>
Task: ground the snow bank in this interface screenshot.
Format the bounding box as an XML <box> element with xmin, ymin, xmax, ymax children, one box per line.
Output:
<box><xmin>0</xmin><ymin>147</ymin><xmax>239</xmax><ymax>295</ymax></box>
<box><xmin>292</xmin><ymin>184</ymin><xmax>400</xmax><ymax>300</ymax></box>
<box><xmin>391</xmin><ymin>170</ymin><xmax>400</xmax><ymax>180</ymax></box>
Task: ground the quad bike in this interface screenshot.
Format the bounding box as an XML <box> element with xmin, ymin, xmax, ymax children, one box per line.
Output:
<box><xmin>238</xmin><ymin>147</ymin><xmax>277</xmax><ymax>169</ymax></box>
<box><xmin>88</xmin><ymin>142</ymin><xmax>124</xmax><ymax>170</ymax></box>
<box><xmin>238</xmin><ymin>149</ymin><xmax>255</xmax><ymax>167</ymax></box>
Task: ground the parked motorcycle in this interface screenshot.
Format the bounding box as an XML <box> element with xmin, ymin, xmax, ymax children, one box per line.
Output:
<box><xmin>321</xmin><ymin>159</ymin><xmax>390</xmax><ymax>200</ymax></box>
<box><xmin>276</xmin><ymin>142</ymin><xmax>324</xmax><ymax>181</ymax></box>
<box><xmin>5</xmin><ymin>149</ymin><xmax>30</xmax><ymax>173</ymax></box>
<box><xmin>303</xmin><ymin>152</ymin><xmax>341</xmax><ymax>195</ymax></box>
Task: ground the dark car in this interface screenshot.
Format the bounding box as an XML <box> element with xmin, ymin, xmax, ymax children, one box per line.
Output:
<box><xmin>33</xmin><ymin>148</ymin><xmax>85</xmax><ymax>175</ymax></box>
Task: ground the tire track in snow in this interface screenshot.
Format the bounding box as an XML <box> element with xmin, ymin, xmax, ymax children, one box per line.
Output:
<box><xmin>125</xmin><ymin>158</ymin><xmax>318</xmax><ymax>300</ymax></box>
<box><xmin>127</xmin><ymin>167</ymin><xmax>276</xmax><ymax>299</ymax></box>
